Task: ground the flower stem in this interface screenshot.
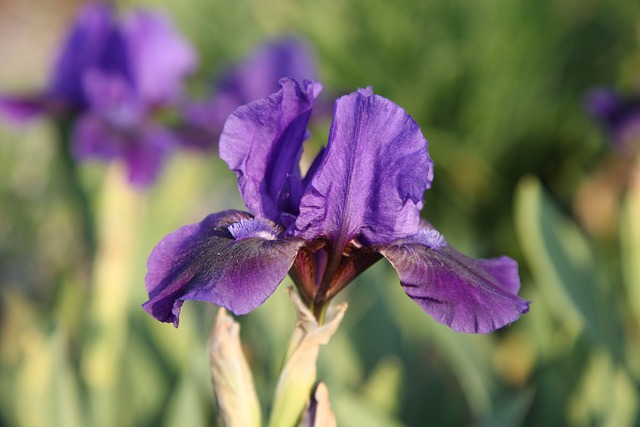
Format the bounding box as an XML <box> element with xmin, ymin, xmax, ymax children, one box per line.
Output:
<box><xmin>55</xmin><ymin>119</ymin><xmax>97</xmax><ymax>264</ymax></box>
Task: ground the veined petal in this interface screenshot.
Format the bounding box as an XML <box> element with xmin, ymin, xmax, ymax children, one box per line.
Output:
<box><xmin>379</xmin><ymin>224</ymin><xmax>529</xmax><ymax>334</ymax></box>
<box><xmin>220</xmin><ymin>77</ymin><xmax>322</xmax><ymax>221</ymax></box>
<box><xmin>294</xmin><ymin>88</ymin><xmax>433</xmax><ymax>248</ymax></box>
<box><xmin>143</xmin><ymin>211</ymin><xmax>304</xmax><ymax>326</ymax></box>
<box><xmin>123</xmin><ymin>10</ymin><xmax>197</xmax><ymax>105</ymax></box>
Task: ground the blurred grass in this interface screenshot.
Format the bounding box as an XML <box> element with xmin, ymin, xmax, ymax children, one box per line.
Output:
<box><xmin>1</xmin><ymin>0</ymin><xmax>640</xmax><ymax>426</ymax></box>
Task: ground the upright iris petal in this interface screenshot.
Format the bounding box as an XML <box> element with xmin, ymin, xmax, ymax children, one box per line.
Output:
<box><xmin>144</xmin><ymin>78</ymin><xmax>529</xmax><ymax>334</ymax></box>
<box><xmin>294</xmin><ymin>88</ymin><xmax>434</xmax><ymax>247</ymax></box>
<box><xmin>220</xmin><ymin>79</ymin><xmax>322</xmax><ymax>221</ymax></box>
<box><xmin>0</xmin><ymin>3</ymin><xmax>128</xmax><ymax>121</ymax></box>
<box><xmin>47</xmin><ymin>3</ymin><xmax>127</xmax><ymax>109</ymax></box>
<box><xmin>123</xmin><ymin>10</ymin><xmax>197</xmax><ymax>105</ymax></box>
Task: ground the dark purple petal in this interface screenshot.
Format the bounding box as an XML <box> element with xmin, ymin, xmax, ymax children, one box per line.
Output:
<box><xmin>379</xmin><ymin>225</ymin><xmax>529</xmax><ymax>334</ymax></box>
<box><xmin>143</xmin><ymin>211</ymin><xmax>304</xmax><ymax>326</ymax></box>
<box><xmin>82</xmin><ymin>70</ymin><xmax>142</xmax><ymax>122</ymax></box>
<box><xmin>294</xmin><ymin>88</ymin><xmax>433</xmax><ymax>248</ymax></box>
<box><xmin>220</xmin><ymin>77</ymin><xmax>322</xmax><ymax>221</ymax></box>
<box><xmin>123</xmin><ymin>125</ymin><xmax>176</xmax><ymax>188</ymax></box>
<box><xmin>585</xmin><ymin>88</ymin><xmax>620</xmax><ymax>119</ymax></box>
<box><xmin>0</xmin><ymin>96</ymin><xmax>44</xmax><ymax>124</ymax></box>
<box><xmin>123</xmin><ymin>10</ymin><xmax>196</xmax><ymax>105</ymax></box>
<box><xmin>72</xmin><ymin>114</ymin><xmax>122</xmax><ymax>160</ymax></box>
<box><xmin>586</xmin><ymin>88</ymin><xmax>640</xmax><ymax>148</ymax></box>
<box><xmin>72</xmin><ymin>113</ymin><xmax>175</xmax><ymax>188</ymax></box>
<box><xmin>177</xmin><ymin>97</ymin><xmax>234</xmax><ymax>150</ymax></box>
<box><xmin>48</xmin><ymin>3</ymin><xmax>130</xmax><ymax>108</ymax></box>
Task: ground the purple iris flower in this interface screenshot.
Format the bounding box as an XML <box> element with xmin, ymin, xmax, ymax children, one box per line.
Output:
<box><xmin>0</xmin><ymin>3</ymin><xmax>197</xmax><ymax>187</ymax></box>
<box><xmin>586</xmin><ymin>88</ymin><xmax>640</xmax><ymax>150</ymax></box>
<box><xmin>179</xmin><ymin>36</ymin><xmax>317</xmax><ymax>149</ymax></box>
<box><xmin>143</xmin><ymin>78</ymin><xmax>529</xmax><ymax>334</ymax></box>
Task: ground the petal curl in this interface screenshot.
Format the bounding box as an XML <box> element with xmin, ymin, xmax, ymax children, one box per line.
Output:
<box><xmin>219</xmin><ymin>77</ymin><xmax>322</xmax><ymax>221</ymax></box>
<box><xmin>379</xmin><ymin>225</ymin><xmax>529</xmax><ymax>334</ymax></box>
<box><xmin>143</xmin><ymin>211</ymin><xmax>304</xmax><ymax>326</ymax></box>
<box><xmin>294</xmin><ymin>88</ymin><xmax>434</xmax><ymax>247</ymax></box>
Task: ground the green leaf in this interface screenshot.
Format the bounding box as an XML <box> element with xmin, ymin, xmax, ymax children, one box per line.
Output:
<box><xmin>567</xmin><ymin>349</ymin><xmax>638</xmax><ymax>427</ymax></box>
<box><xmin>514</xmin><ymin>175</ymin><xmax>623</xmax><ymax>360</ymax></box>
<box><xmin>473</xmin><ymin>388</ymin><xmax>535</xmax><ymax>427</ymax></box>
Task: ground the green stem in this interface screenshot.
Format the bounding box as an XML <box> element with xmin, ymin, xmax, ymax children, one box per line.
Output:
<box><xmin>55</xmin><ymin>119</ymin><xmax>97</xmax><ymax>265</ymax></box>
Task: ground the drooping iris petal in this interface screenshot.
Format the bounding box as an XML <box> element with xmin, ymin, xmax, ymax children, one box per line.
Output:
<box><xmin>295</xmin><ymin>88</ymin><xmax>434</xmax><ymax>248</ymax></box>
<box><xmin>220</xmin><ymin>78</ymin><xmax>322</xmax><ymax>222</ymax></box>
<box><xmin>143</xmin><ymin>211</ymin><xmax>304</xmax><ymax>326</ymax></box>
<box><xmin>73</xmin><ymin>118</ymin><xmax>175</xmax><ymax>188</ymax></box>
<box><xmin>379</xmin><ymin>224</ymin><xmax>529</xmax><ymax>334</ymax></box>
<box><xmin>123</xmin><ymin>10</ymin><xmax>197</xmax><ymax>105</ymax></box>
<box><xmin>0</xmin><ymin>96</ymin><xmax>44</xmax><ymax>124</ymax></box>
<box><xmin>123</xmin><ymin>125</ymin><xmax>176</xmax><ymax>188</ymax></box>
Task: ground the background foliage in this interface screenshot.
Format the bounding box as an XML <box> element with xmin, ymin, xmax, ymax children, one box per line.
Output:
<box><xmin>1</xmin><ymin>0</ymin><xmax>639</xmax><ymax>425</ymax></box>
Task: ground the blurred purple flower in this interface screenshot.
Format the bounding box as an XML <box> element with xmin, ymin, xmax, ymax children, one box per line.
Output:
<box><xmin>586</xmin><ymin>88</ymin><xmax>640</xmax><ymax>150</ymax></box>
<box><xmin>0</xmin><ymin>3</ymin><xmax>197</xmax><ymax>188</ymax></box>
<box><xmin>143</xmin><ymin>78</ymin><xmax>529</xmax><ymax>334</ymax></box>
<box><xmin>179</xmin><ymin>36</ymin><xmax>318</xmax><ymax>149</ymax></box>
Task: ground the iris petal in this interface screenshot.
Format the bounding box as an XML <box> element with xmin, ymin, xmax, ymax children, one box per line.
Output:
<box><xmin>0</xmin><ymin>96</ymin><xmax>44</xmax><ymax>124</ymax></box>
<box><xmin>48</xmin><ymin>3</ymin><xmax>129</xmax><ymax>107</ymax></box>
<box><xmin>220</xmin><ymin>78</ymin><xmax>321</xmax><ymax>222</ymax></box>
<box><xmin>143</xmin><ymin>211</ymin><xmax>304</xmax><ymax>326</ymax></box>
<box><xmin>379</xmin><ymin>224</ymin><xmax>529</xmax><ymax>334</ymax></box>
<box><xmin>295</xmin><ymin>88</ymin><xmax>434</xmax><ymax>248</ymax></box>
<box><xmin>123</xmin><ymin>10</ymin><xmax>196</xmax><ymax>105</ymax></box>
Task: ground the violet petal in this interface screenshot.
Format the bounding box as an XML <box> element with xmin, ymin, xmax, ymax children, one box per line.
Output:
<box><xmin>295</xmin><ymin>88</ymin><xmax>433</xmax><ymax>247</ymax></box>
<box><xmin>72</xmin><ymin>114</ymin><xmax>123</xmax><ymax>160</ymax></box>
<box><xmin>123</xmin><ymin>10</ymin><xmax>196</xmax><ymax>105</ymax></box>
<box><xmin>219</xmin><ymin>77</ymin><xmax>322</xmax><ymax>221</ymax></box>
<box><xmin>217</xmin><ymin>36</ymin><xmax>318</xmax><ymax>107</ymax></box>
<box><xmin>143</xmin><ymin>212</ymin><xmax>304</xmax><ymax>326</ymax></box>
<box><xmin>379</xmin><ymin>224</ymin><xmax>529</xmax><ymax>334</ymax></box>
<box><xmin>123</xmin><ymin>125</ymin><xmax>176</xmax><ymax>188</ymax></box>
<box><xmin>48</xmin><ymin>3</ymin><xmax>130</xmax><ymax>108</ymax></box>
<box><xmin>0</xmin><ymin>96</ymin><xmax>44</xmax><ymax>124</ymax></box>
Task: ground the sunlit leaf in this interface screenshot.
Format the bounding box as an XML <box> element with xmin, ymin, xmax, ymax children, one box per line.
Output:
<box><xmin>514</xmin><ymin>175</ymin><xmax>623</xmax><ymax>360</ymax></box>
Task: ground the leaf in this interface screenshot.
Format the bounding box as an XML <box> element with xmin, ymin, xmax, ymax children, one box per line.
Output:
<box><xmin>472</xmin><ymin>388</ymin><xmax>535</xmax><ymax>427</ymax></box>
<box><xmin>514</xmin><ymin>175</ymin><xmax>623</xmax><ymax>360</ymax></box>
